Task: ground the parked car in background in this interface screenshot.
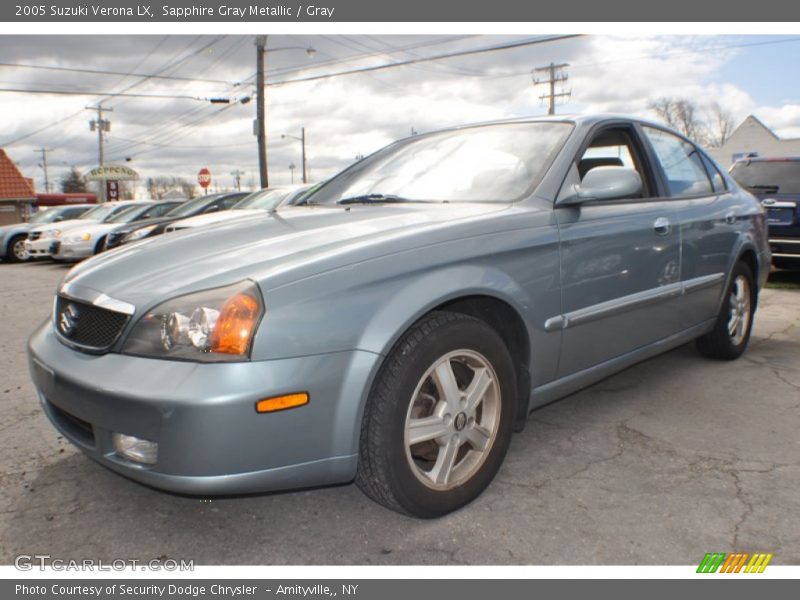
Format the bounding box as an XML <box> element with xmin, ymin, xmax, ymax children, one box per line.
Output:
<box><xmin>29</xmin><ymin>115</ymin><xmax>769</xmax><ymax>517</ymax></box>
<box><xmin>164</xmin><ymin>185</ymin><xmax>313</xmax><ymax>232</ymax></box>
<box><xmin>52</xmin><ymin>201</ymin><xmax>182</xmax><ymax>261</ymax></box>
<box><xmin>104</xmin><ymin>192</ymin><xmax>248</xmax><ymax>250</ymax></box>
<box><xmin>0</xmin><ymin>204</ymin><xmax>94</xmax><ymax>262</ymax></box>
<box><xmin>25</xmin><ymin>201</ymin><xmax>150</xmax><ymax>259</ymax></box>
<box><xmin>729</xmin><ymin>156</ymin><xmax>800</xmax><ymax>269</ymax></box>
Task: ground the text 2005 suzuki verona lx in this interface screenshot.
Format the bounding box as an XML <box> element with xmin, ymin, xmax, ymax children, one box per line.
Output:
<box><xmin>29</xmin><ymin>115</ymin><xmax>769</xmax><ymax>517</ymax></box>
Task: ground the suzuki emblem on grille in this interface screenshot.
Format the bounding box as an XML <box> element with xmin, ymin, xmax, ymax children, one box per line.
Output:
<box><xmin>59</xmin><ymin>303</ymin><xmax>80</xmax><ymax>336</ymax></box>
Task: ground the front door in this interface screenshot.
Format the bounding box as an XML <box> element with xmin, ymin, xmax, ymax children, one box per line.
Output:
<box><xmin>555</xmin><ymin>124</ymin><xmax>682</xmax><ymax>377</ymax></box>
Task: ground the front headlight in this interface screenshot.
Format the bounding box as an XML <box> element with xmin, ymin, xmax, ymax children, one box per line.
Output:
<box><xmin>45</xmin><ymin>229</ymin><xmax>61</xmax><ymax>239</ymax></box>
<box><xmin>64</xmin><ymin>232</ymin><xmax>91</xmax><ymax>243</ymax></box>
<box><xmin>121</xmin><ymin>281</ymin><xmax>264</xmax><ymax>362</ymax></box>
<box><xmin>121</xmin><ymin>225</ymin><xmax>156</xmax><ymax>243</ymax></box>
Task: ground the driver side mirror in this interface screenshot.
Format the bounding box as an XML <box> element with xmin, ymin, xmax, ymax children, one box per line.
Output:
<box><xmin>560</xmin><ymin>166</ymin><xmax>643</xmax><ymax>205</ymax></box>
<box><xmin>54</xmin><ymin>216</ymin><xmax>64</xmax><ymax>222</ymax></box>
<box><xmin>203</xmin><ymin>205</ymin><xmax>220</xmax><ymax>214</ymax></box>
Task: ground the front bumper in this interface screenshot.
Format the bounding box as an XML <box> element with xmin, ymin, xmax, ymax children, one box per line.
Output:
<box><xmin>53</xmin><ymin>239</ymin><xmax>94</xmax><ymax>261</ymax></box>
<box><xmin>25</xmin><ymin>237</ymin><xmax>59</xmax><ymax>258</ymax></box>
<box><xmin>28</xmin><ymin>322</ymin><xmax>380</xmax><ymax>495</ymax></box>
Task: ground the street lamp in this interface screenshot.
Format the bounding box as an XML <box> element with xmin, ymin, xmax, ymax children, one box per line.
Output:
<box><xmin>281</xmin><ymin>127</ymin><xmax>307</xmax><ymax>184</ymax></box>
<box><xmin>255</xmin><ymin>36</ymin><xmax>316</xmax><ymax>188</ymax></box>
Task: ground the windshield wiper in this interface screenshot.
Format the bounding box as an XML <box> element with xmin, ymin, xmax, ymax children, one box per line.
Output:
<box><xmin>336</xmin><ymin>193</ymin><xmax>416</xmax><ymax>205</ymax></box>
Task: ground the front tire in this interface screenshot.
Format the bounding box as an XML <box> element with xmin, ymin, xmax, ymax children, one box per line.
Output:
<box><xmin>356</xmin><ymin>311</ymin><xmax>517</xmax><ymax>517</ymax></box>
<box><xmin>6</xmin><ymin>235</ymin><xmax>29</xmax><ymax>263</ymax></box>
<box><xmin>696</xmin><ymin>261</ymin><xmax>756</xmax><ymax>360</ymax></box>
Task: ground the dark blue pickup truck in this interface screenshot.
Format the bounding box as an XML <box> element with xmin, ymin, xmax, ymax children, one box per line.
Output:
<box><xmin>730</xmin><ymin>157</ymin><xmax>800</xmax><ymax>269</ymax></box>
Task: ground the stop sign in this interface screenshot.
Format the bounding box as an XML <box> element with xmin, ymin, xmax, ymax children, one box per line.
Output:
<box><xmin>197</xmin><ymin>167</ymin><xmax>212</xmax><ymax>189</ymax></box>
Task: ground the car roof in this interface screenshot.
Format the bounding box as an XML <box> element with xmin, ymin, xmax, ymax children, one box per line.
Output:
<box><xmin>412</xmin><ymin>113</ymin><xmax>671</xmax><ymax>139</ymax></box>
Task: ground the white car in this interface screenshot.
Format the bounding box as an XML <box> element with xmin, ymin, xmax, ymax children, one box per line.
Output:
<box><xmin>165</xmin><ymin>185</ymin><xmax>312</xmax><ymax>232</ymax></box>
<box><xmin>25</xmin><ymin>201</ymin><xmax>151</xmax><ymax>259</ymax></box>
<box><xmin>52</xmin><ymin>200</ymin><xmax>180</xmax><ymax>261</ymax></box>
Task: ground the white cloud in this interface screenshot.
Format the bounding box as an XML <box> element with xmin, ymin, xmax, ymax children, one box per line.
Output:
<box><xmin>1</xmin><ymin>34</ymin><xmax>798</xmax><ymax>195</ymax></box>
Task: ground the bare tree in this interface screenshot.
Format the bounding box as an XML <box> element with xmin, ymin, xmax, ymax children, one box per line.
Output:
<box><xmin>704</xmin><ymin>102</ymin><xmax>735</xmax><ymax>148</ymax></box>
<box><xmin>649</xmin><ymin>98</ymin><xmax>704</xmax><ymax>141</ymax></box>
<box><xmin>648</xmin><ymin>97</ymin><xmax>735</xmax><ymax>148</ymax></box>
<box><xmin>146</xmin><ymin>176</ymin><xmax>196</xmax><ymax>200</ymax></box>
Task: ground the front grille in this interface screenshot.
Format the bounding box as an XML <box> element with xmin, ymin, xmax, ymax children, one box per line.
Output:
<box><xmin>54</xmin><ymin>295</ymin><xmax>130</xmax><ymax>351</ymax></box>
<box><xmin>28</xmin><ymin>232</ymin><xmax>41</xmax><ymax>241</ymax></box>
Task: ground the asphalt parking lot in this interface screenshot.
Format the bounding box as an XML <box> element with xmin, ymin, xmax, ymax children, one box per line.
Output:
<box><xmin>1</xmin><ymin>261</ymin><xmax>798</xmax><ymax>565</ymax></box>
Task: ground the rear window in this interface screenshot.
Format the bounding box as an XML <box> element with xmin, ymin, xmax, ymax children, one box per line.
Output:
<box><xmin>730</xmin><ymin>160</ymin><xmax>800</xmax><ymax>194</ymax></box>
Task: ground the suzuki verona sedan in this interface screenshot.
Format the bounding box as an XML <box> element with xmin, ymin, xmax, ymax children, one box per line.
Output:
<box><xmin>28</xmin><ymin>115</ymin><xmax>769</xmax><ymax>517</ymax></box>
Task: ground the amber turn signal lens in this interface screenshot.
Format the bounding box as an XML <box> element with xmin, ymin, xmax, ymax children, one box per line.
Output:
<box><xmin>256</xmin><ymin>393</ymin><xmax>309</xmax><ymax>413</ymax></box>
<box><xmin>209</xmin><ymin>292</ymin><xmax>261</xmax><ymax>355</ymax></box>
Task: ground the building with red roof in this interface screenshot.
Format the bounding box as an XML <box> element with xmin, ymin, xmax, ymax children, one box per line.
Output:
<box><xmin>0</xmin><ymin>149</ymin><xmax>36</xmax><ymax>226</ymax></box>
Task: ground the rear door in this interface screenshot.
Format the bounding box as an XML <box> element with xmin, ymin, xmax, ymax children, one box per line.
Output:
<box><xmin>555</xmin><ymin>122</ymin><xmax>683</xmax><ymax>377</ymax></box>
<box><xmin>640</xmin><ymin>126</ymin><xmax>735</xmax><ymax>328</ymax></box>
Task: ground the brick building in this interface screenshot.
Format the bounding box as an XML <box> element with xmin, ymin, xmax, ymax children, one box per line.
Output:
<box><xmin>0</xmin><ymin>149</ymin><xmax>36</xmax><ymax>226</ymax></box>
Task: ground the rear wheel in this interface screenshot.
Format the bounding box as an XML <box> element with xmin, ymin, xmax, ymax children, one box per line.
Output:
<box><xmin>7</xmin><ymin>235</ymin><xmax>29</xmax><ymax>262</ymax></box>
<box><xmin>356</xmin><ymin>311</ymin><xmax>516</xmax><ymax>517</ymax></box>
<box><xmin>696</xmin><ymin>262</ymin><xmax>756</xmax><ymax>360</ymax></box>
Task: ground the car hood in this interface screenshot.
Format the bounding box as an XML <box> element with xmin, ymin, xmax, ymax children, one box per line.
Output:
<box><xmin>62</xmin><ymin>221</ymin><xmax>121</xmax><ymax>239</ymax></box>
<box><xmin>62</xmin><ymin>202</ymin><xmax>512</xmax><ymax>307</ymax></box>
<box><xmin>170</xmin><ymin>209</ymin><xmax>265</xmax><ymax>229</ymax></box>
<box><xmin>30</xmin><ymin>219</ymin><xmax>91</xmax><ymax>234</ymax></box>
<box><xmin>112</xmin><ymin>215</ymin><xmax>175</xmax><ymax>232</ymax></box>
<box><xmin>0</xmin><ymin>222</ymin><xmax>33</xmax><ymax>236</ymax></box>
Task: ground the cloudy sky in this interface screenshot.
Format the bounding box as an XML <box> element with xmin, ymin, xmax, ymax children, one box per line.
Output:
<box><xmin>1</xmin><ymin>34</ymin><xmax>799</xmax><ymax>195</ymax></box>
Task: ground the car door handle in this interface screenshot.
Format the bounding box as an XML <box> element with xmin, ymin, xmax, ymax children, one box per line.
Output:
<box><xmin>653</xmin><ymin>217</ymin><xmax>671</xmax><ymax>235</ymax></box>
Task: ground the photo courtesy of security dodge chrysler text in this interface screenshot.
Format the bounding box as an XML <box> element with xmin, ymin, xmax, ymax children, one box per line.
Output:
<box><xmin>28</xmin><ymin>115</ymin><xmax>770</xmax><ymax>517</ymax></box>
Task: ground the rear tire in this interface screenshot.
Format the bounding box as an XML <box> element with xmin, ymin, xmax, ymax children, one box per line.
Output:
<box><xmin>696</xmin><ymin>262</ymin><xmax>756</xmax><ymax>360</ymax></box>
<box><xmin>356</xmin><ymin>311</ymin><xmax>517</xmax><ymax>517</ymax></box>
<box><xmin>6</xmin><ymin>235</ymin><xmax>29</xmax><ymax>263</ymax></box>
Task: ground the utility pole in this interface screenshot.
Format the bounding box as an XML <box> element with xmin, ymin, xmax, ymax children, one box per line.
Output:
<box><xmin>281</xmin><ymin>128</ymin><xmax>308</xmax><ymax>184</ymax></box>
<box><xmin>532</xmin><ymin>62</ymin><xmax>571</xmax><ymax>115</ymax></box>
<box><xmin>255</xmin><ymin>35</ymin><xmax>268</xmax><ymax>188</ymax></box>
<box><xmin>300</xmin><ymin>127</ymin><xmax>307</xmax><ymax>184</ymax></box>
<box><xmin>289</xmin><ymin>162</ymin><xmax>296</xmax><ymax>184</ymax></box>
<box><xmin>34</xmin><ymin>147</ymin><xmax>53</xmax><ymax>193</ymax></box>
<box><xmin>87</xmin><ymin>104</ymin><xmax>112</xmax><ymax>200</ymax></box>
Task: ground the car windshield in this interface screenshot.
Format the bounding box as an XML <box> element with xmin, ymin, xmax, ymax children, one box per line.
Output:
<box><xmin>79</xmin><ymin>203</ymin><xmax>128</xmax><ymax>222</ymax></box>
<box><xmin>164</xmin><ymin>195</ymin><xmax>222</xmax><ymax>217</ymax></box>
<box><xmin>305</xmin><ymin>122</ymin><xmax>573</xmax><ymax>205</ymax></box>
<box><xmin>233</xmin><ymin>189</ymin><xmax>291</xmax><ymax>211</ymax></box>
<box><xmin>29</xmin><ymin>208</ymin><xmax>68</xmax><ymax>224</ymax></box>
<box><xmin>730</xmin><ymin>160</ymin><xmax>800</xmax><ymax>194</ymax></box>
<box><xmin>107</xmin><ymin>205</ymin><xmax>149</xmax><ymax>223</ymax></box>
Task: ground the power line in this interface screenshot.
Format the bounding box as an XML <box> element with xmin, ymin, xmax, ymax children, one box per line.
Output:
<box><xmin>0</xmin><ymin>87</ymin><xmax>233</xmax><ymax>101</ymax></box>
<box><xmin>267</xmin><ymin>35</ymin><xmax>583</xmax><ymax>86</ymax></box>
<box><xmin>0</xmin><ymin>60</ymin><xmax>238</xmax><ymax>86</ymax></box>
